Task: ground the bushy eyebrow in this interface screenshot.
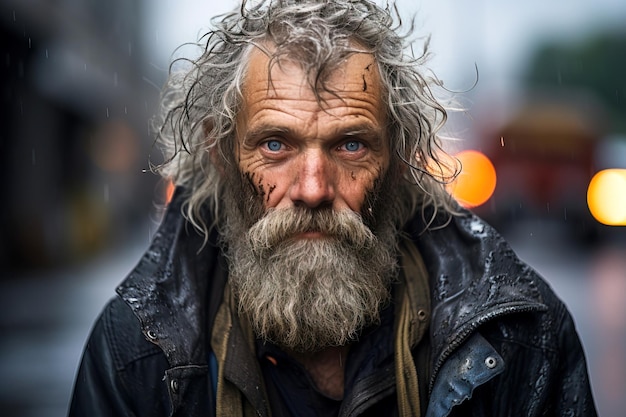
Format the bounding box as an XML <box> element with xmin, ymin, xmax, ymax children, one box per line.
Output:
<box><xmin>243</xmin><ymin>122</ymin><xmax>384</xmax><ymax>147</ymax></box>
<box><xmin>243</xmin><ymin>125</ymin><xmax>291</xmax><ymax>145</ymax></box>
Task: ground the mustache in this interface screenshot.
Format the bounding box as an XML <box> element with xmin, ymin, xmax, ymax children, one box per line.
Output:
<box><xmin>246</xmin><ymin>207</ymin><xmax>377</xmax><ymax>253</ymax></box>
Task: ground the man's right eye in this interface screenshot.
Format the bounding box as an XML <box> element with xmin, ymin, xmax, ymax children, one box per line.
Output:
<box><xmin>264</xmin><ymin>140</ymin><xmax>283</xmax><ymax>152</ymax></box>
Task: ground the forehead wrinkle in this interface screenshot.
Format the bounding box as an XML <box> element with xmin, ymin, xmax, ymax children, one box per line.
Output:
<box><xmin>240</xmin><ymin>47</ymin><xmax>386</xmax><ymax>143</ymax></box>
<box><xmin>244</xmin><ymin>46</ymin><xmax>382</xmax><ymax>101</ymax></box>
<box><xmin>245</xmin><ymin>86</ymin><xmax>382</xmax><ymax>128</ymax></box>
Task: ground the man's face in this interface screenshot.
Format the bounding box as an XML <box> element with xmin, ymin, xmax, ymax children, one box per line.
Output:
<box><xmin>236</xmin><ymin>48</ymin><xmax>390</xmax><ymax>217</ymax></box>
<box><xmin>224</xmin><ymin>48</ymin><xmax>400</xmax><ymax>352</ymax></box>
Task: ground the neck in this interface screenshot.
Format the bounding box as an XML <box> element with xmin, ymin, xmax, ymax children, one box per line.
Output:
<box><xmin>288</xmin><ymin>345</ymin><xmax>351</xmax><ymax>399</ymax></box>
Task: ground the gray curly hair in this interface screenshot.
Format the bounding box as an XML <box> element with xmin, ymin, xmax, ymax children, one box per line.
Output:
<box><xmin>153</xmin><ymin>0</ymin><xmax>458</xmax><ymax>236</ymax></box>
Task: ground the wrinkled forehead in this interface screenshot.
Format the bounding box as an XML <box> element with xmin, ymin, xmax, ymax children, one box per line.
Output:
<box><xmin>242</xmin><ymin>43</ymin><xmax>383</xmax><ymax>103</ymax></box>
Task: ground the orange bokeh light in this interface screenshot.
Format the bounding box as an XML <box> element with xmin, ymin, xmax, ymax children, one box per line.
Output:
<box><xmin>448</xmin><ymin>150</ymin><xmax>497</xmax><ymax>208</ymax></box>
<box><xmin>587</xmin><ymin>169</ymin><xmax>626</xmax><ymax>226</ymax></box>
<box><xmin>165</xmin><ymin>180</ymin><xmax>176</xmax><ymax>205</ymax></box>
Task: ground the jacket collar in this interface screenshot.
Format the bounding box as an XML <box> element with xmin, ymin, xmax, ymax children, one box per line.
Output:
<box><xmin>116</xmin><ymin>189</ymin><xmax>224</xmax><ymax>366</ymax></box>
<box><xmin>407</xmin><ymin>207</ymin><xmax>548</xmax><ymax>378</ymax></box>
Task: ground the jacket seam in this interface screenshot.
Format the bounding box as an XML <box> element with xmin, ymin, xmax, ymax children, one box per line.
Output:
<box><xmin>487</xmin><ymin>334</ymin><xmax>559</xmax><ymax>354</ymax></box>
<box><xmin>482</xmin><ymin>310</ymin><xmax>562</xmax><ymax>354</ymax></box>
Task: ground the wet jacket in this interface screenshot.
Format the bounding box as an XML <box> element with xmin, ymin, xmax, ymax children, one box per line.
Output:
<box><xmin>69</xmin><ymin>193</ymin><xmax>597</xmax><ymax>416</ymax></box>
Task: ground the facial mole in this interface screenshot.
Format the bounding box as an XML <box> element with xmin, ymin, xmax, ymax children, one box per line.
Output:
<box><xmin>362</xmin><ymin>74</ymin><xmax>367</xmax><ymax>91</ymax></box>
<box><xmin>351</xmin><ymin>171</ymin><xmax>357</xmax><ymax>180</ymax></box>
<box><xmin>365</xmin><ymin>63</ymin><xmax>372</xmax><ymax>71</ymax></box>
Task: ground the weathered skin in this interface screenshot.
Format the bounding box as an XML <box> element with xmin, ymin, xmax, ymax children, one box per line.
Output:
<box><xmin>236</xmin><ymin>48</ymin><xmax>389</xmax><ymax>217</ymax></box>
<box><xmin>235</xmin><ymin>48</ymin><xmax>391</xmax><ymax>398</ymax></box>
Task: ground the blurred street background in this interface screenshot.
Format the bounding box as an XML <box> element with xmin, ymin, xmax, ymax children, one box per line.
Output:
<box><xmin>1</xmin><ymin>1</ymin><xmax>625</xmax><ymax>416</ymax></box>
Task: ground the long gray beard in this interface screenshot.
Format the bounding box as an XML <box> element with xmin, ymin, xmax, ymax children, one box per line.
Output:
<box><xmin>220</xmin><ymin>161</ymin><xmax>410</xmax><ymax>352</ymax></box>
<box><xmin>226</xmin><ymin>207</ymin><xmax>398</xmax><ymax>352</ymax></box>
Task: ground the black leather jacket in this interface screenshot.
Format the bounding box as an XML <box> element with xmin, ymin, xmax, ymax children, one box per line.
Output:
<box><xmin>69</xmin><ymin>194</ymin><xmax>597</xmax><ymax>416</ymax></box>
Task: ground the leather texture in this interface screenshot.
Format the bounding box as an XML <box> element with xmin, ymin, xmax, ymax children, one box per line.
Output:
<box><xmin>68</xmin><ymin>191</ymin><xmax>598</xmax><ymax>417</ymax></box>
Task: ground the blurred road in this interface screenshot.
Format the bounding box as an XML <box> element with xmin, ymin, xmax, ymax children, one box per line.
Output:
<box><xmin>0</xmin><ymin>231</ymin><xmax>151</xmax><ymax>417</ymax></box>
<box><xmin>0</xmin><ymin>220</ymin><xmax>624</xmax><ymax>417</ymax></box>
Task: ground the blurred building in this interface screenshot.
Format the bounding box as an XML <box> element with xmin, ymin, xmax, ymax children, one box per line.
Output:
<box><xmin>465</xmin><ymin>28</ymin><xmax>626</xmax><ymax>243</ymax></box>
<box><xmin>473</xmin><ymin>90</ymin><xmax>607</xmax><ymax>241</ymax></box>
<box><xmin>1</xmin><ymin>0</ymin><xmax>162</xmax><ymax>273</ymax></box>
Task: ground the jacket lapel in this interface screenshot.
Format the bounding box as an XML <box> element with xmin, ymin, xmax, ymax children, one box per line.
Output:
<box><xmin>116</xmin><ymin>191</ymin><xmax>220</xmax><ymax>367</ymax></box>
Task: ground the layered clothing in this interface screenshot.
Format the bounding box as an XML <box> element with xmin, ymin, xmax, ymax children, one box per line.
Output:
<box><xmin>69</xmin><ymin>193</ymin><xmax>597</xmax><ymax>416</ymax></box>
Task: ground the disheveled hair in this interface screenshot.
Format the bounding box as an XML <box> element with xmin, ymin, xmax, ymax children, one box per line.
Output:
<box><xmin>153</xmin><ymin>0</ymin><xmax>459</xmax><ymax>237</ymax></box>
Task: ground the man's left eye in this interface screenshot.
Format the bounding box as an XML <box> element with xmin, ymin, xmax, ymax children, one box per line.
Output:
<box><xmin>341</xmin><ymin>141</ymin><xmax>363</xmax><ymax>152</ymax></box>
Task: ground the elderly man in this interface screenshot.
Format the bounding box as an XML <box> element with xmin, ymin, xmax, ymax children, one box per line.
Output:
<box><xmin>69</xmin><ymin>1</ymin><xmax>597</xmax><ymax>416</ymax></box>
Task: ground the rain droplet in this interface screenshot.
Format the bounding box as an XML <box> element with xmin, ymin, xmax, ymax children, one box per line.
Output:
<box><xmin>146</xmin><ymin>249</ymin><xmax>162</xmax><ymax>263</ymax></box>
<box><xmin>104</xmin><ymin>184</ymin><xmax>110</xmax><ymax>202</ymax></box>
<box><xmin>45</xmin><ymin>49</ymin><xmax>48</xmax><ymax>59</ymax></box>
<box><xmin>31</xmin><ymin>149</ymin><xmax>36</xmax><ymax>165</ymax></box>
<box><xmin>470</xmin><ymin>220</ymin><xmax>485</xmax><ymax>235</ymax></box>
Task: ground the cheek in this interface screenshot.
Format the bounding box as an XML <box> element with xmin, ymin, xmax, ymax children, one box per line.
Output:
<box><xmin>337</xmin><ymin>167</ymin><xmax>382</xmax><ymax>211</ymax></box>
<box><xmin>262</xmin><ymin>174</ymin><xmax>290</xmax><ymax>209</ymax></box>
<box><xmin>239</xmin><ymin>165</ymin><xmax>284</xmax><ymax>209</ymax></box>
<box><xmin>226</xmin><ymin>168</ymin><xmax>265</xmax><ymax>225</ymax></box>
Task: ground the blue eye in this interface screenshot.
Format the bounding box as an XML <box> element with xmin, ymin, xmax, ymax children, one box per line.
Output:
<box><xmin>343</xmin><ymin>141</ymin><xmax>362</xmax><ymax>152</ymax></box>
<box><xmin>266</xmin><ymin>140</ymin><xmax>283</xmax><ymax>151</ymax></box>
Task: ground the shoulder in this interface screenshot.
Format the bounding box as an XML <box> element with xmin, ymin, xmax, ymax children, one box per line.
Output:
<box><xmin>407</xmin><ymin>208</ymin><xmax>575</xmax><ymax>349</ymax></box>
<box><xmin>70</xmin><ymin>297</ymin><xmax>172</xmax><ymax>416</ymax></box>
<box><xmin>92</xmin><ymin>296</ymin><xmax>167</xmax><ymax>372</ymax></box>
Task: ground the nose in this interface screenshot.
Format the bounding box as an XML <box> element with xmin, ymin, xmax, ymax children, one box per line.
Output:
<box><xmin>289</xmin><ymin>150</ymin><xmax>336</xmax><ymax>209</ymax></box>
